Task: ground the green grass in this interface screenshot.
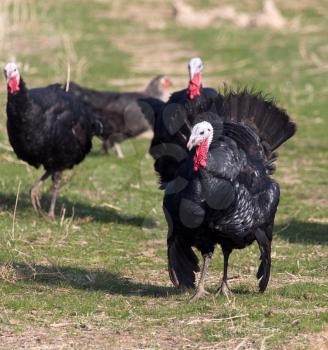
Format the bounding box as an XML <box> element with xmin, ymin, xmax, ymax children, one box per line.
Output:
<box><xmin>0</xmin><ymin>0</ymin><xmax>328</xmax><ymax>348</ymax></box>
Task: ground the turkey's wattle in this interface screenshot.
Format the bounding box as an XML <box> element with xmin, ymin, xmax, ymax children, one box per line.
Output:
<box><xmin>8</xmin><ymin>77</ymin><xmax>20</xmax><ymax>94</ymax></box>
<box><xmin>187</xmin><ymin>72</ymin><xmax>201</xmax><ymax>100</ymax></box>
<box><xmin>193</xmin><ymin>139</ymin><xmax>208</xmax><ymax>171</ymax></box>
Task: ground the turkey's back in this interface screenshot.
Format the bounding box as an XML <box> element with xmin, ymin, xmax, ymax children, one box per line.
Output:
<box><xmin>67</xmin><ymin>82</ymin><xmax>153</xmax><ymax>139</ymax></box>
<box><xmin>6</xmin><ymin>83</ymin><xmax>94</xmax><ymax>171</ymax></box>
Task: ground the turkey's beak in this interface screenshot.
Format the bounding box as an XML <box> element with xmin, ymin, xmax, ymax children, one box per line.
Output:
<box><xmin>161</xmin><ymin>77</ymin><xmax>172</xmax><ymax>89</ymax></box>
<box><xmin>4</xmin><ymin>70</ymin><xmax>15</xmax><ymax>82</ymax></box>
<box><xmin>3</xmin><ymin>69</ymin><xmax>9</xmax><ymax>81</ymax></box>
<box><xmin>188</xmin><ymin>64</ymin><xmax>203</xmax><ymax>80</ymax></box>
<box><xmin>187</xmin><ymin>136</ymin><xmax>197</xmax><ymax>150</ymax></box>
<box><xmin>164</xmin><ymin>78</ymin><xmax>172</xmax><ymax>88</ymax></box>
<box><xmin>188</xmin><ymin>65</ymin><xmax>196</xmax><ymax>80</ymax></box>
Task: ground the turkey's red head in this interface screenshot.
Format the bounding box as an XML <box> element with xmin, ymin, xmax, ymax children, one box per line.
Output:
<box><xmin>160</xmin><ymin>76</ymin><xmax>172</xmax><ymax>89</ymax></box>
<box><xmin>187</xmin><ymin>121</ymin><xmax>213</xmax><ymax>171</ymax></box>
<box><xmin>4</xmin><ymin>62</ymin><xmax>20</xmax><ymax>94</ymax></box>
<box><xmin>187</xmin><ymin>57</ymin><xmax>203</xmax><ymax>100</ymax></box>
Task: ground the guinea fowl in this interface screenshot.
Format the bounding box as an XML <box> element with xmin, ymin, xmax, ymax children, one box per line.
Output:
<box><xmin>162</xmin><ymin>89</ymin><xmax>296</xmax><ymax>300</ymax></box>
<box><xmin>4</xmin><ymin>62</ymin><xmax>100</xmax><ymax>220</ymax></box>
<box><xmin>141</xmin><ymin>57</ymin><xmax>221</xmax><ymax>187</ymax></box>
<box><xmin>66</xmin><ymin>75</ymin><xmax>172</xmax><ymax>157</ymax></box>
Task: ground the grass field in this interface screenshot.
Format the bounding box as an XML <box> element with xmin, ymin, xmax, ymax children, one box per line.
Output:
<box><xmin>0</xmin><ymin>0</ymin><xmax>328</xmax><ymax>349</ymax></box>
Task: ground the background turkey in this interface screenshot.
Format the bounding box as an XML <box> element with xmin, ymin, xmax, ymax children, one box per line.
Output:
<box><xmin>66</xmin><ymin>75</ymin><xmax>172</xmax><ymax>158</ymax></box>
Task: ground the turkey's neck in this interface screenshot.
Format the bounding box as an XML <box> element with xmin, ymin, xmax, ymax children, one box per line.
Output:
<box><xmin>187</xmin><ymin>72</ymin><xmax>201</xmax><ymax>100</ymax></box>
<box><xmin>144</xmin><ymin>80</ymin><xmax>163</xmax><ymax>99</ymax></box>
<box><xmin>7</xmin><ymin>79</ymin><xmax>31</xmax><ymax>121</ymax></box>
<box><xmin>193</xmin><ymin>139</ymin><xmax>209</xmax><ymax>172</ymax></box>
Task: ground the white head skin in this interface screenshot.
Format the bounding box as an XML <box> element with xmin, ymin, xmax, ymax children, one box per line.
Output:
<box><xmin>187</xmin><ymin>121</ymin><xmax>214</xmax><ymax>151</ymax></box>
<box><xmin>4</xmin><ymin>62</ymin><xmax>20</xmax><ymax>83</ymax></box>
<box><xmin>188</xmin><ymin>57</ymin><xmax>204</xmax><ymax>80</ymax></box>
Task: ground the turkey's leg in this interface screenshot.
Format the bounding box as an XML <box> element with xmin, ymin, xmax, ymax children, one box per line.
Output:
<box><xmin>31</xmin><ymin>171</ymin><xmax>51</xmax><ymax>213</ymax></box>
<box><xmin>216</xmin><ymin>248</ymin><xmax>232</xmax><ymax>297</ymax></box>
<box><xmin>190</xmin><ymin>253</ymin><xmax>212</xmax><ymax>301</ymax></box>
<box><xmin>113</xmin><ymin>143</ymin><xmax>124</xmax><ymax>159</ymax></box>
<box><xmin>102</xmin><ymin>139</ymin><xmax>111</xmax><ymax>154</ymax></box>
<box><xmin>48</xmin><ymin>171</ymin><xmax>62</xmax><ymax>220</ymax></box>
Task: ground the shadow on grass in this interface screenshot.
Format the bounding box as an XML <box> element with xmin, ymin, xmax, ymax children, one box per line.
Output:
<box><xmin>275</xmin><ymin>220</ymin><xmax>328</xmax><ymax>245</ymax></box>
<box><xmin>10</xmin><ymin>263</ymin><xmax>179</xmax><ymax>298</ymax></box>
<box><xmin>0</xmin><ymin>192</ymin><xmax>155</xmax><ymax>227</ymax></box>
<box><xmin>230</xmin><ymin>287</ymin><xmax>258</xmax><ymax>296</ymax></box>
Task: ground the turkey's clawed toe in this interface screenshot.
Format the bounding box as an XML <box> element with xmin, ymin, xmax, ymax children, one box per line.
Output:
<box><xmin>190</xmin><ymin>287</ymin><xmax>209</xmax><ymax>302</ymax></box>
<box><xmin>216</xmin><ymin>281</ymin><xmax>232</xmax><ymax>298</ymax></box>
<box><xmin>47</xmin><ymin>211</ymin><xmax>56</xmax><ymax>221</ymax></box>
<box><xmin>31</xmin><ymin>187</ymin><xmax>42</xmax><ymax>213</ymax></box>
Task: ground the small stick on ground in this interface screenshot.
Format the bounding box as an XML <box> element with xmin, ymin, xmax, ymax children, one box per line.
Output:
<box><xmin>186</xmin><ymin>314</ymin><xmax>249</xmax><ymax>325</ymax></box>
<box><xmin>11</xmin><ymin>180</ymin><xmax>21</xmax><ymax>240</ymax></box>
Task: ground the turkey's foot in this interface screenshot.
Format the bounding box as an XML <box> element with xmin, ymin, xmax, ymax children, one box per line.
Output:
<box><xmin>190</xmin><ymin>287</ymin><xmax>209</xmax><ymax>302</ymax></box>
<box><xmin>216</xmin><ymin>281</ymin><xmax>233</xmax><ymax>298</ymax></box>
<box><xmin>31</xmin><ymin>186</ymin><xmax>42</xmax><ymax>213</ymax></box>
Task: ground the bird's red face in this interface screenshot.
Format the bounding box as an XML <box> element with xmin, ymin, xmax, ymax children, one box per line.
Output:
<box><xmin>160</xmin><ymin>77</ymin><xmax>172</xmax><ymax>89</ymax></box>
<box><xmin>4</xmin><ymin>63</ymin><xmax>20</xmax><ymax>94</ymax></box>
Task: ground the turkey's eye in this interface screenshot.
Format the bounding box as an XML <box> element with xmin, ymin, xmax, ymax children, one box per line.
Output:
<box><xmin>208</xmin><ymin>129</ymin><xmax>210</xmax><ymax>131</ymax></box>
<box><xmin>200</xmin><ymin>131</ymin><xmax>204</xmax><ymax>135</ymax></box>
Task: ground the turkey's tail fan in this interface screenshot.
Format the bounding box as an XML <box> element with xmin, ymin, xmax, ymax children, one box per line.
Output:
<box><xmin>168</xmin><ymin>236</ymin><xmax>200</xmax><ymax>289</ymax></box>
<box><xmin>220</xmin><ymin>88</ymin><xmax>296</xmax><ymax>171</ymax></box>
<box><xmin>221</xmin><ymin>88</ymin><xmax>296</xmax><ymax>151</ymax></box>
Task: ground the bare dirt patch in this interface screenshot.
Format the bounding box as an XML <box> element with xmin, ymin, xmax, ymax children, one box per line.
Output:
<box><xmin>105</xmin><ymin>1</ymin><xmax>173</xmax><ymax>30</ymax></box>
<box><xmin>0</xmin><ymin>324</ymin><xmax>115</xmax><ymax>350</ymax></box>
<box><xmin>285</xmin><ymin>327</ymin><xmax>328</xmax><ymax>350</ymax></box>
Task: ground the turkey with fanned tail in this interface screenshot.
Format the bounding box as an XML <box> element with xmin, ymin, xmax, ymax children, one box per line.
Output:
<box><xmin>162</xmin><ymin>88</ymin><xmax>296</xmax><ymax>300</ymax></box>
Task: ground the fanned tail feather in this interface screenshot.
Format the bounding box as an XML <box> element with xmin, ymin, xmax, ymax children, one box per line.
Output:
<box><xmin>220</xmin><ymin>88</ymin><xmax>296</xmax><ymax>171</ymax></box>
<box><xmin>221</xmin><ymin>88</ymin><xmax>296</xmax><ymax>153</ymax></box>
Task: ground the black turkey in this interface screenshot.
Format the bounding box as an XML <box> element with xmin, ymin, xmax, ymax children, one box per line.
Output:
<box><xmin>4</xmin><ymin>62</ymin><xmax>100</xmax><ymax>219</ymax></box>
<box><xmin>66</xmin><ymin>75</ymin><xmax>172</xmax><ymax>157</ymax></box>
<box><xmin>162</xmin><ymin>89</ymin><xmax>296</xmax><ymax>300</ymax></box>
